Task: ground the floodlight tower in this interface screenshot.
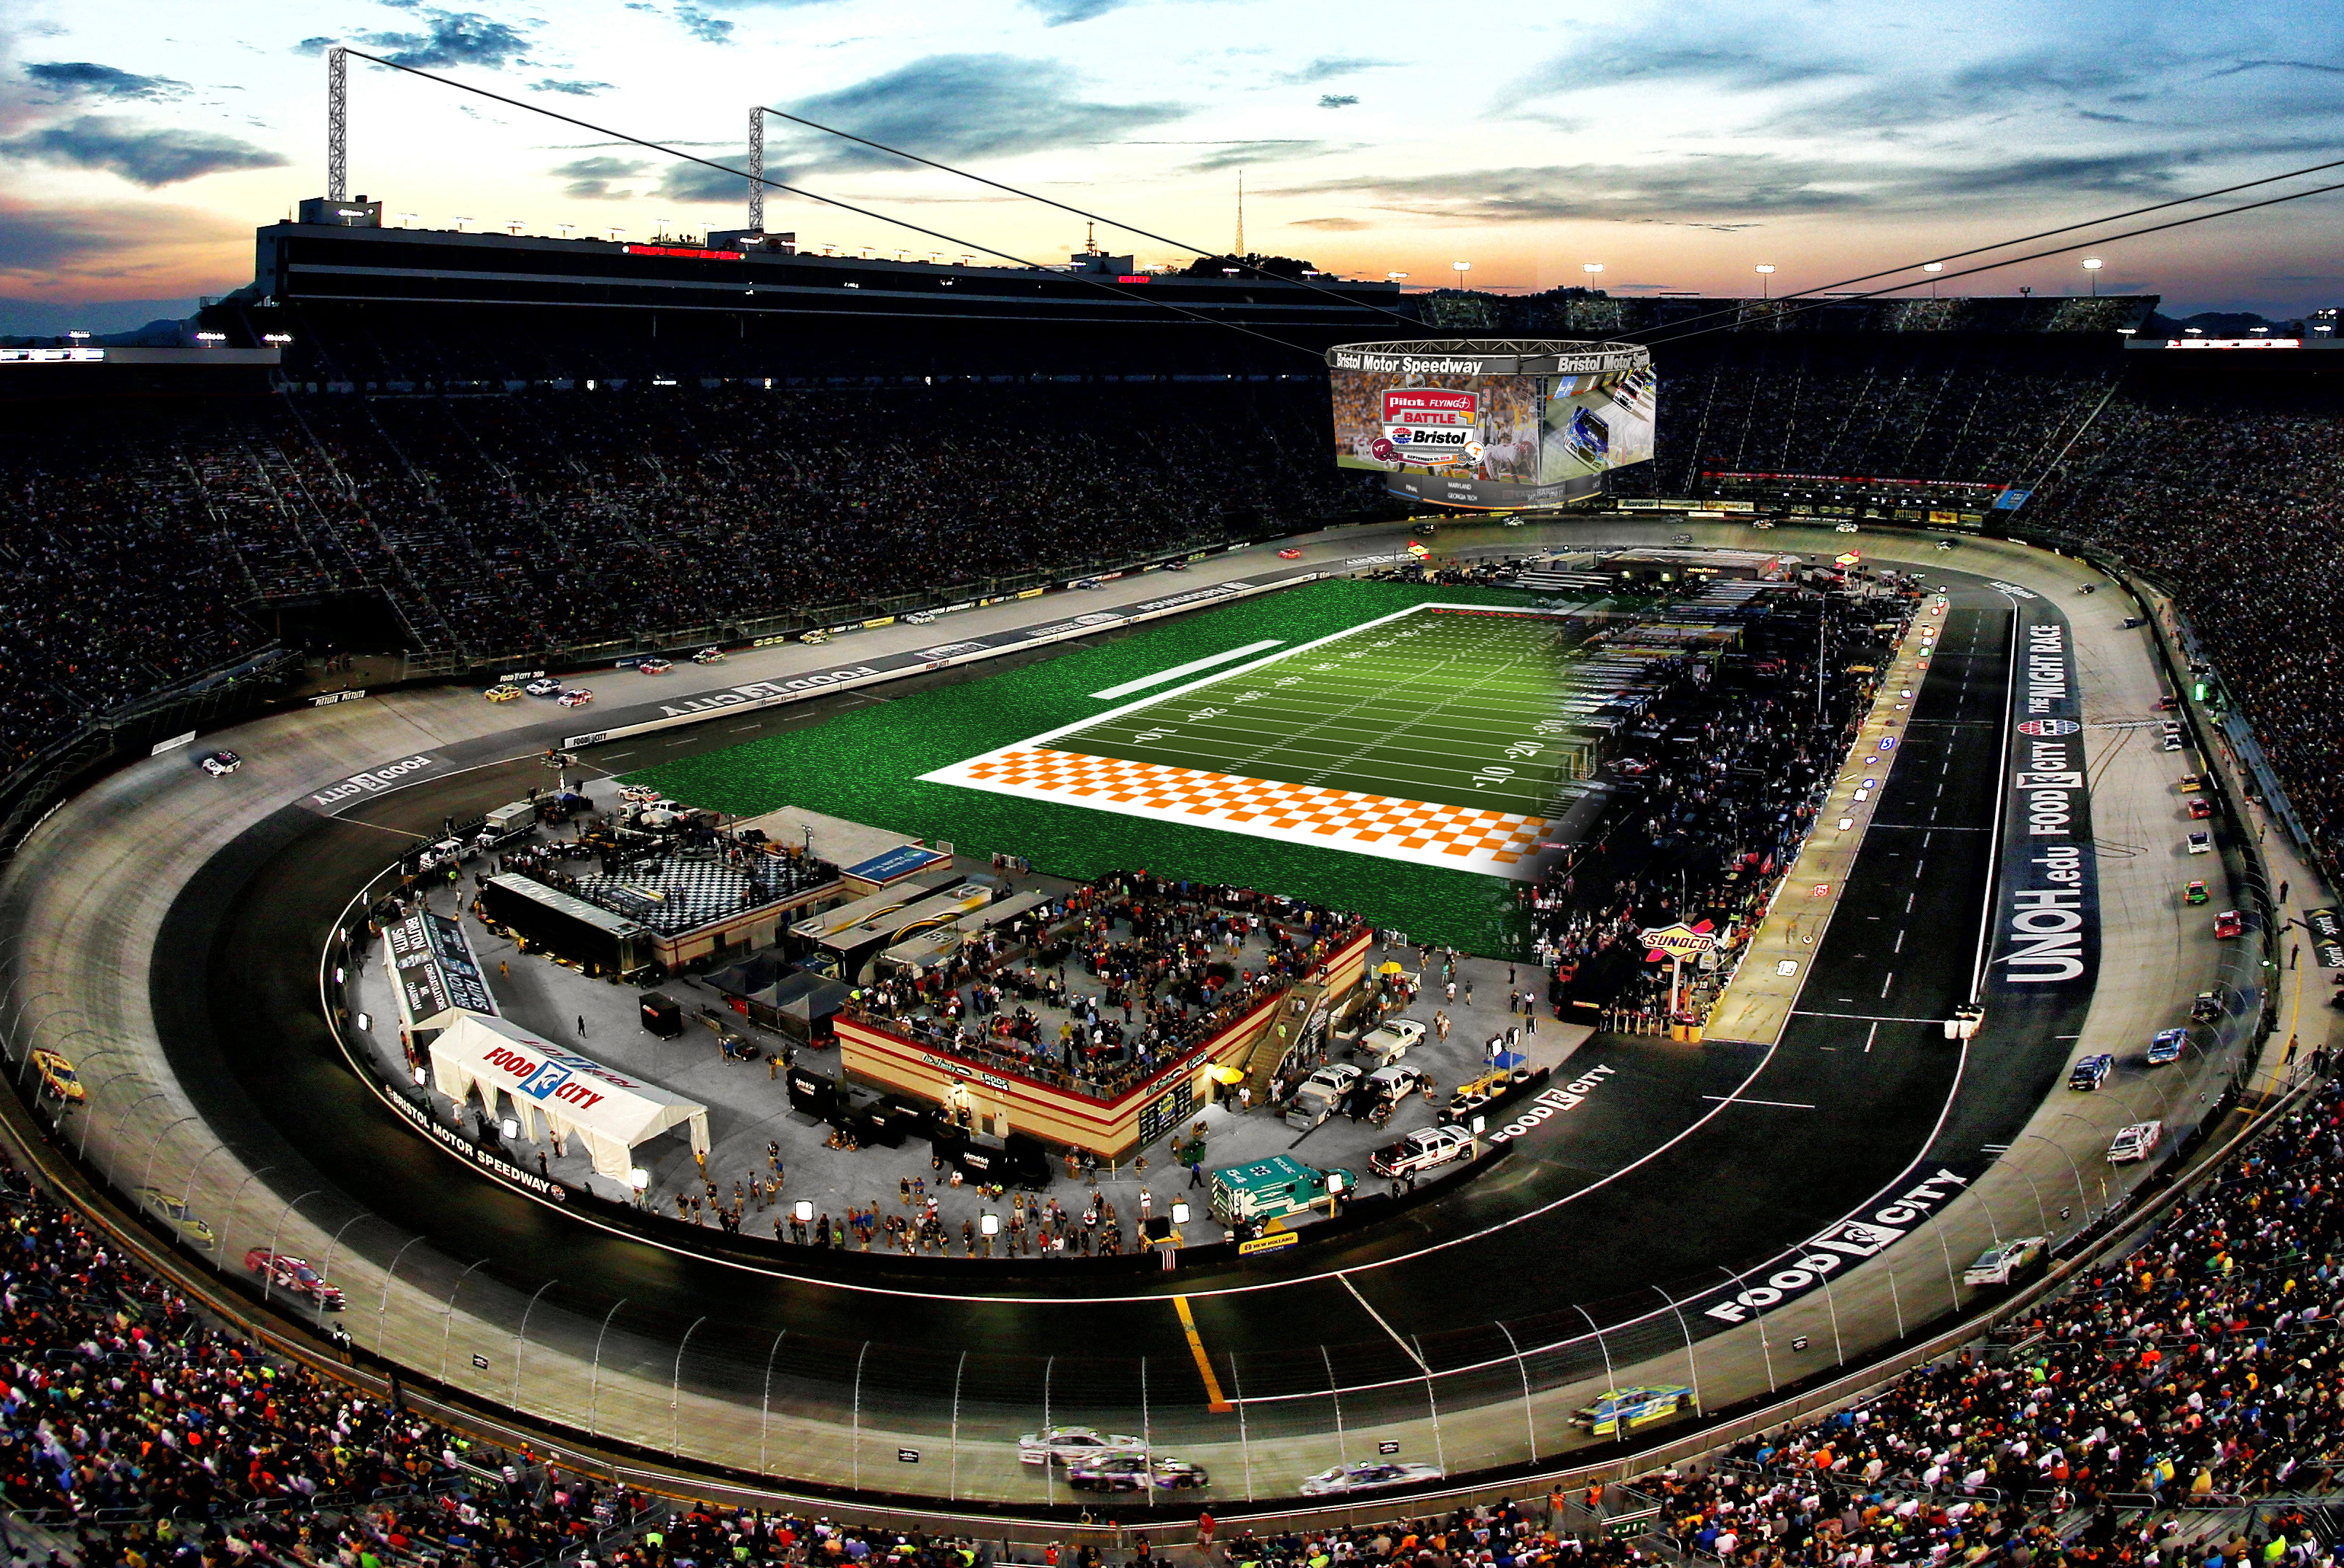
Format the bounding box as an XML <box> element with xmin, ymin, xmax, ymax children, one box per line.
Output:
<box><xmin>326</xmin><ymin>45</ymin><xmax>348</xmax><ymax>203</ymax></box>
<box><xmin>747</xmin><ymin>106</ymin><xmax>764</xmax><ymax>234</ymax></box>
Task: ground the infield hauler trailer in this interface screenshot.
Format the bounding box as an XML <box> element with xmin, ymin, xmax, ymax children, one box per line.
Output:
<box><xmin>481</xmin><ymin>873</ymin><xmax>654</xmax><ymax>976</ymax></box>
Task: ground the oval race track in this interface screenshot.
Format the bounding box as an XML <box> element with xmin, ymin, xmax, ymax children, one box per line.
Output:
<box><xmin>0</xmin><ymin>517</ymin><xmax>2257</xmax><ymax>1508</ymax></box>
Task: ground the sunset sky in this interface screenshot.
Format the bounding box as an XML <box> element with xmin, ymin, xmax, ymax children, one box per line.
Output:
<box><xmin>2</xmin><ymin>0</ymin><xmax>2340</xmax><ymax>333</ymax></box>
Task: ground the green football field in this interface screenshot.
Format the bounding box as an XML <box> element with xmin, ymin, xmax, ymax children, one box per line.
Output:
<box><xmin>1038</xmin><ymin>604</ymin><xmax>1586</xmax><ymax>820</ymax></box>
<box><xmin>621</xmin><ymin>579</ymin><xmax>1597</xmax><ymax>953</ymax></box>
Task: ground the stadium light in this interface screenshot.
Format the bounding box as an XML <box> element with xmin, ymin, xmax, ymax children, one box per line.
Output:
<box><xmin>194</xmin><ymin>332</ymin><xmax>226</xmax><ymax>343</ymax></box>
<box><xmin>506</xmin><ymin>219</ymin><xmax>522</xmax><ymax>236</ymax></box>
<box><xmin>1170</xmin><ymin>1200</ymin><xmax>1191</xmax><ymax>1226</ymax></box>
<box><xmin>1451</xmin><ymin>261</ymin><xmax>1471</xmax><ymax>283</ymax></box>
<box><xmin>793</xmin><ymin>1199</ymin><xmax>813</xmax><ymax>1223</ymax></box>
<box><xmin>396</xmin><ymin>211</ymin><xmax>416</xmax><ymax>228</ymax></box>
<box><xmin>1923</xmin><ymin>260</ymin><xmax>1943</xmax><ymax>297</ymax></box>
<box><xmin>1386</xmin><ymin>272</ymin><xmax>1408</xmax><ymax>281</ymax></box>
<box><xmin>452</xmin><ymin>216</ymin><xmax>471</xmax><ymax>232</ymax></box>
<box><xmin>556</xmin><ymin>223</ymin><xmax>573</xmax><ymax>239</ymax></box>
<box><xmin>1582</xmin><ymin>262</ymin><xmax>1604</xmax><ymax>277</ymax></box>
<box><xmin>979</xmin><ymin>1212</ymin><xmax>998</xmax><ymax>1236</ymax></box>
<box><xmin>1755</xmin><ymin>262</ymin><xmax>1777</xmax><ymax>298</ymax></box>
<box><xmin>262</xmin><ymin>332</ymin><xmax>294</xmax><ymax>344</ymax></box>
<box><xmin>608</xmin><ymin>227</ymin><xmax>625</xmax><ymax>242</ymax></box>
<box><xmin>2082</xmin><ymin>256</ymin><xmax>2103</xmax><ymax>295</ymax></box>
<box><xmin>66</xmin><ymin>331</ymin><xmax>89</xmax><ymax>340</ymax></box>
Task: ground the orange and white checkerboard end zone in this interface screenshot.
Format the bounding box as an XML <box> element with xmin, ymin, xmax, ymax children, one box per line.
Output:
<box><xmin>950</xmin><ymin>748</ymin><xmax>1548</xmax><ymax>874</ymax></box>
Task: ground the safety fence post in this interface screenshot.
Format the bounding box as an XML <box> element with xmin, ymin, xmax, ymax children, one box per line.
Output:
<box><xmin>1496</xmin><ymin>1318</ymin><xmax>1537</xmax><ymax>1462</ymax></box>
<box><xmin>587</xmin><ymin>1298</ymin><xmax>627</xmax><ymax>1436</ymax></box>
<box><xmin>514</xmin><ymin>1279</ymin><xmax>557</xmax><ymax>1413</ymax></box>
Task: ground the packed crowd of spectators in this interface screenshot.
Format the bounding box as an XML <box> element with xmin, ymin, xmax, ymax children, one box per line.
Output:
<box><xmin>850</xmin><ymin>872</ymin><xmax>1365</xmax><ymax>1099</ymax></box>
<box><xmin>0</xmin><ymin>1146</ymin><xmax>660</xmax><ymax>1566</ymax></box>
<box><xmin>1524</xmin><ymin>587</ymin><xmax>1910</xmax><ymax>1027</ymax></box>
<box><xmin>1621</xmin><ymin>1072</ymin><xmax>2344</xmax><ymax>1568</ymax></box>
<box><xmin>0</xmin><ymin>383</ymin><xmax>1374</xmax><ymax>778</ymax></box>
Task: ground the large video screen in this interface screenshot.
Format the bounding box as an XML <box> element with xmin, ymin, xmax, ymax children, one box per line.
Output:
<box><xmin>1326</xmin><ymin>340</ymin><xmax>1654</xmax><ymax>510</ymax></box>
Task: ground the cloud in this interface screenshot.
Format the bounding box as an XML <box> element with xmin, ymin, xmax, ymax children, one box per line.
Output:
<box><xmin>657</xmin><ymin>160</ymin><xmax>750</xmax><ymax>203</ymax></box>
<box><xmin>1021</xmin><ymin>0</ymin><xmax>1133</xmax><ymax>23</ymax></box>
<box><xmin>1503</xmin><ymin>38</ymin><xmax>1851</xmax><ymax>108</ymax></box>
<box><xmin>23</xmin><ymin>62</ymin><xmax>189</xmax><ymax>101</ymax></box>
<box><xmin>0</xmin><ymin>116</ymin><xmax>288</xmax><ymax>187</ymax></box>
<box><xmin>673</xmin><ymin>7</ymin><xmax>734</xmax><ymax>43</ymax></box>
<box><xmin>1274</xmin><ymin>57</ymin><xmax>1380</xmax><ymax>85</ymax></box>
<box><xmin>532</xmin><ymin>77</ymin><xmax>612</xmax><ymax>96</ymax></box>
<box><xmin>1186</xmin><ymin>139</ymin><xmax>1324</xmax><ymax>173</ymax></box>
<box><xmin>1317</xmin><ymin>93</ymin><xmax>1358</xmax><ymax>109</ymax></box>
<box><xmin>345</xmin><ymin>11</ymin><xmax>534</xmax><ymax>69</ymax></box>
<box><xmin>1290</xmin><ymin>216</ymin><xmax>1368</xmax><ymax>230</ymax></box>
<box><xmin>554</xmin><ymin>155</ymin><xmax>648</xmax><ymax>197</ymax></box>
<box><xmin>1277</xmin><ymin>149</ymin><xmax>2191</xmax><ymax>223</ymax></box>
<box><xmin>2206</xmin><ymin>58</ymin><xmax>2344</xmax><ymax>79</ymax></box>
<box><xmin>0</xmin><ymin>197</ymin><xmax>247</xmax><ymax>298</ymax></box>
<box><xmin>777</xmin><ymin>55</ymin><xmax>1183</xmax><ymax>170</ymax></box>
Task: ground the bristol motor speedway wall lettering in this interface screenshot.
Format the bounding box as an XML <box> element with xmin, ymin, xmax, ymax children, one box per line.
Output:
<box><xmin>1994</xmin><ymin>610</ymin><xmax>2101</xmax><ymax>991</ymax></box>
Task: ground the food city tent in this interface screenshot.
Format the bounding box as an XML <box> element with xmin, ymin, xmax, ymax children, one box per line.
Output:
<box><xmin>428</xmin><ymin>1011</ymin><xmax>710</xmax><ymax>1179</ymax></box>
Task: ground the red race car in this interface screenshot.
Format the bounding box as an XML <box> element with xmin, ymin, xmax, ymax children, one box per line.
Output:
<box><xmin>245</xmin><ymin>1248</ymin><xmax>345</xmax><ymax>1309</ymax></box>
<box><xmin>1277</xmin><ymin>548</ymin><xmax>1304</xmax><ymax>560</ymax></box>
<box><xmin>2213</xmin><ymin>909</ymin><xmax>2246</xmax><ymax>940</ymax></box>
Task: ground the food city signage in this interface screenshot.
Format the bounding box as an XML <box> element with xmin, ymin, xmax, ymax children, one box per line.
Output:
<box><xmin>2306</xmin><ymin>907</ymin><xmax>2344</xmax><ymax>970</ymax></box>
<box><xmin>1484</xmin><ymin>1062</ymin><xmax>1616</xmax><ymax>1143</ymax></box>
<box><xmin>310</xmin><ymin>754</ymin><xmax>434</xmax><ymax>808</ymax></box>
<box><xmin>1997</xmin><ymin>611</ymin><xmax>2099</xmax><ymax>989</ymax></box>
<box><xmin>1703</xmin><ymin>1166</ymin><xmax>1974</xmax><ymax>1322</ymax></box>
<box><xmin>918</xmin><ymin>1050</ymin><xmax>1014</xmax><ymax>1094</ymax></box>
<box><xmin>477</xmin><ymin>1041</ymin><xmax>646</xmax><ymax>1112</ymax></box>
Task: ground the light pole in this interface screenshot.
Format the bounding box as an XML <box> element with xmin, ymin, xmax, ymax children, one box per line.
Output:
<box><xmin>1581</xmin><ymin>262</ymin><xmax>1604</xmax><ymax>286</ymax></box>
<box><xmin>1755</xmin><ymin>263</ymin><xmax>1776</xmax><ymax>299</ymax></box>
<box><xmin>2082</xmin><ymin>258</ymin><xmax>2102</xmax><ymax>297</ymax></box>
<box><xmin>1451</xmin><ymin>261</ymin><xmax>1471</xmax><ymax>290</ymax></box>
<box><xmin>1924</xmin><ymin>261</ymin><xmax>1943</xmax><ymax>297</ymax></box>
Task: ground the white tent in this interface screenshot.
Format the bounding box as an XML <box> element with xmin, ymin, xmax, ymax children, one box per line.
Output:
<box><xmin>428</xmin><ymin>1012</ymin><xmax>710</xmax><ymax>1180</ymax></box>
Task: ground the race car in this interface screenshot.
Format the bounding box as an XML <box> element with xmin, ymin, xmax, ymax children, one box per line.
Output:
<box><xmin>29</xmin><ymin>1049</ymin><xmax>85</xmax><ymax>1103</ymax></box>
<box><xmin>799</xmin><ymin>629</ymin><xmax>830</xmax><ymax>645</ymax></box>
<box><xmin>1016</xmin><ymin>1427</ymin><xmax>1144</xmax><ymax>1467</ymax></box>
<box><xmin>1369</xmin><ymin>1124</ymin><xmax>1474</xmax><ymax>1180</ymax></box>
<box><xmin>200</xmin><ymin>750</ymin><xmax>242</xmax><ymax>777</ymax></box>
<box><xmin>135</xmin><ymin>1186</ymin><xmax>216</xmax><ymax>1251</ymax></box>
<box><xmin>556</xmin><ymin>688</ymin><xmax>595</xmax><ymax>708</ymax></box>
<box><xmin>2183</xmin><ymin>879</ymin><xmax>2208</xmax><ymax>904</ymax></box>
<box><xmin>904</xmin><ymin>610</ymin><xmax>936</xmax><ymax>624</ymax></box>
<box><xmin>2185</xmin><ymin>831</ymin><xmax>2211</xmax><ymax>854</ymax></box>
<box><xmin>2108</xmin><ymin>1122</ymin><xmax>2162</xmax><ymax>1164</ymax></box>
<box><xmin>2213</xmin><ymin>909</ymin><xmax>2246</xmax><ymax>939</ymax></box>
<box><xmin>244</xmin><ymin>1248</ymin><xmax>345</xmax><ymax>1309</ymax></box>
<box><xmin>1064</xmin><ymin>1454</ymin><xmax>1210</xmax><ymax>1492</ymax></box>
<box><xmin>2156</xmin><ymin>694</ymin><xmax>2181</xmax><ymax>712</ymax></box>
<box><xmin>1961</xmin><ymin>1236</ymin><xmax>2047</xmax><ymax>1287</ymax></box>
<box><xmin>1298</xmin><ymin>1460</ymin><xmax>1444</xmax><ymax>1497</ymax></box>
<box><xmin>2178</xmin><ymin>773</ymin><xmax>2206</xmax><ymax>792</ymax></box>
<box><xmin>2162</xmin><ymin>732</ymin><xmax>2184</xmax><ymax>752</ymax></box>
<box><xmin>2067</xmin><ymin>1052</ymin><xmax>2114</xmax><ymax>1091</ymax></box>
<box><xmin>1935</xmin><ymin>538</ymin><xmax>1960</xmax><ymax>550</ymax></box>
<box><xmin>2147</xmin><ymin>1027</ymin><xmax>2187</xmax><ymax>1066</ymax></box>
<box><xmin>524</xmin><ymin>678</ymin><xmax>563</xmax><ymax>697</ymax></box>
<box><xmin>637</xmin><ymin>657</ymin><xmax>673</xmax><ymax>675</ymax></box>
<box><xmin>485</xmin><ymin>683</ymin><xmax>523</xmax><ymax>702</ymax></box>
<box><xmin>1612</xmin><ymin>758</ymin><xmax>1653</xmax><ymax>777</ymax></box>
<box><xmin>1572</xmin><ymin>1385</ymin><xmax>1696</xmax><ymax>1438</ymax></box>
<box><xmin>2191</xmin><ymin>990</ymin><xmax>2225</xmax><ymax>1024</ymax></box>
<box><xmin>691</xmin><ymin>647</ymin><xmax>727</xmax><ymax>665</ymax></box>
<box><xmin>1277</xmin><ymin>548</ymin><xmax>1304</xmax><ymax>559</ymax></box>
<box><xmin>1835</xmin><ymin>522</ymin><xmax>1860</xmax><ymax>533</ymax></box>
<box><xmin>1671</xmin><ymin>533</ymin><xmax>1694</xmax><ymax>545</ymax></box>
<box><xmin>2187</xmin><ymin>797</ymin><xmax>2213</xmax><ymax>820</ymax></box>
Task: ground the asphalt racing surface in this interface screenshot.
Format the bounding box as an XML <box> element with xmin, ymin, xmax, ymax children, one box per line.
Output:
<box><xmin>144</xmin><ymin>565</ymin><xmax>2080</xmax><ymax>1422</ymax></box>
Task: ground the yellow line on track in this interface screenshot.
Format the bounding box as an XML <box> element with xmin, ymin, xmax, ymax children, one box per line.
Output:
<box><xmin>1172</xmin><ymin>1295</ymin><xmax>1234</xmax><ymax>1413</ymax></box>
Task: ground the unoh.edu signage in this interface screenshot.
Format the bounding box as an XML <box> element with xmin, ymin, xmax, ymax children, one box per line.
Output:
<box><xmin>1994</xmin><ymin>611</ymin><xmax>2100</xmax><ymax>991</ymax></box>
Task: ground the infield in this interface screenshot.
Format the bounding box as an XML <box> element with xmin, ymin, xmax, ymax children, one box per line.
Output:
<box><xmin>922</xmin><ymin>603</ymin><xmax>1588</xmax><ymax>877</ymax></box>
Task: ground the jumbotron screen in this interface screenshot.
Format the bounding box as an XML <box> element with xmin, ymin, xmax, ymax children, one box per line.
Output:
<box><xmin>1325</xmin><ymin>339</ymin><xmax>1655</xmax><ymax>510</ymax></box>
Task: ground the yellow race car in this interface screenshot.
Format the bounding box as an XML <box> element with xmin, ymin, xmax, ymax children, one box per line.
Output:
<box><xmin>31</xmin><ymin>1049</ymin><xmax>85</xmax><ymax>1103</ymax></box>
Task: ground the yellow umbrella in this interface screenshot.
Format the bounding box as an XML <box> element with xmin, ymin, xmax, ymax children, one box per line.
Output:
<box><xmin>1207</xmin><ymin>1064</ymin><xmax>1247</xmax><ymax>1086</ymax></box>
<box><xmin>1377</xmin><ymin>961</ymin><xmax>1406</xmax><ymax>975</ymax></box>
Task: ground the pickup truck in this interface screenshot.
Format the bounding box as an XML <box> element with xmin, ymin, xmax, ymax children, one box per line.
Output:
<box><xmin>1283</xmin><ymin>1065</ymin><xmax>1362</xmax><ymax>1129</ymax></box>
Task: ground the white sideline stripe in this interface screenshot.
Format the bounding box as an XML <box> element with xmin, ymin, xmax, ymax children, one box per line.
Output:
<box><xmin>1089</xmin><ymin>640</ymin><xmax>1284</xmax><ymax>700</ymax></box>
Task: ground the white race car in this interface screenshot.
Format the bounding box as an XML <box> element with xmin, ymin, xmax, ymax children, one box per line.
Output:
<box><xmin>200</xmin><ymin>750</ymin><xmax>242</xmax><ymax>777</ymax></box>
<box><xmin>1298</xmin><ymin>1460</ymin><xmax>1444</xmax><ymax>1497</ymax></box>
<box><xmin>557</xmin><ymin>688</ymin><xmax>595</xmax><ymax>708</ymax></box>
<box><xmin>524</xmin><ymin>678</ymin><xmax>563</xmax><ymax>697</ymax></box>
<box><xmin>1016</xmin><ymin>1427</ymin><xmax>1144</xmax><ymax>1467</ymax></box>
<box><xmin>904</xmin><ymin>611</ymin><xmax>936</xmax><ymax>625</ymax></box>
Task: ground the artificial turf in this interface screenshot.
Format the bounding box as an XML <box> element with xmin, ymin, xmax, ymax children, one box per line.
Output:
<box><xmin>622</xmin><ymin>579</ymin><xmax>1567</xmax><ymax>954</ymax></box>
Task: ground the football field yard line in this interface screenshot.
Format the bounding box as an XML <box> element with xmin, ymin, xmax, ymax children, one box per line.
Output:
<box><xmin>1301</xmin><ymin>646</ymin><xmax>1533</xmax><ymax>786</ymax></box>
<box><xmin>1088</xmin><ymin>639</ymin><xmax>1285</xmax><ymax>700</ymax></box>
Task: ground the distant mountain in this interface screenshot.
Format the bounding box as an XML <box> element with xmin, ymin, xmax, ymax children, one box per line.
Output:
<box><xmin>0</xmin><ymin>295</ymin><xmax>200</xmax><ymax>342</ymax></box>
<box><xmin>2142</xmin><ymin>309</ymin><xmax>2308</xmax><ymax>338</ymax></box>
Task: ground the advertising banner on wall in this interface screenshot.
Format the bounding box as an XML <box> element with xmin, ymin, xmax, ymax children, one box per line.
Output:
<box><xmin>1327</xmin><ymin>340</ymin><xmax>1655</xmax><ymax>510</ymax></box>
